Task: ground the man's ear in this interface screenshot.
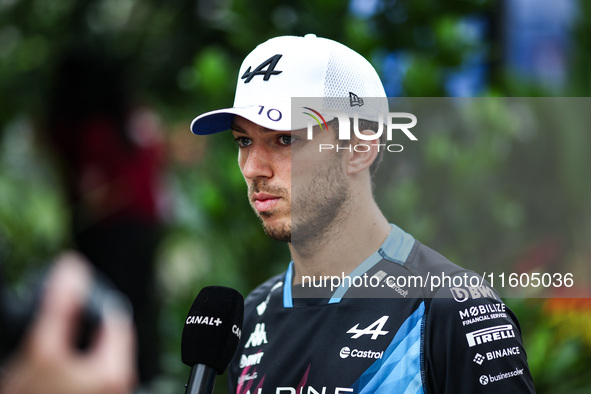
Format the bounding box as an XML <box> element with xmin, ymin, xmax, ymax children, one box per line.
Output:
<box><xmin>346</xmin><ymin>129</ymin><xmax>379</xmax><ymax>175</ymax></box>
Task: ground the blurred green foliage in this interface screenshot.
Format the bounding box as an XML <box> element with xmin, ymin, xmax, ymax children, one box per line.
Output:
<box><xmin>0</xmin><ymin>0</ymin><xmax>590</xmax><ymax>393</ymax></box>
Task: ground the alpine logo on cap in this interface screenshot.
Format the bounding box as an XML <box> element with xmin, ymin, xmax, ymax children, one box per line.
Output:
<box><xmin>241</xmin><ymin>54</ymin><xmax>283</xmax><ymax>83</ymax></box>
<box><xmin>349</xmin><ymin>91</ymin><xmax>364</xmax><ymax>107</ymax></box>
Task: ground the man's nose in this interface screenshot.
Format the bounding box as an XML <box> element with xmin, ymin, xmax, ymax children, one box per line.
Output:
<box><xmin>241</xmin><ymin>144</ymin><xmax>273</xmax><ymax>179</ymax></box>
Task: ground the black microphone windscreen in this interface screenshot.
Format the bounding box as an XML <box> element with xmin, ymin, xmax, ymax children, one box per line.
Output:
<box><xmin>181</xmin><ymin>286</ymin><xmax>244</xmax><ymax>374</ymax></box>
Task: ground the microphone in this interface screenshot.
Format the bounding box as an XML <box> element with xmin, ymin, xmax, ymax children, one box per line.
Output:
<box><xmin>181</xmin><ymin>286</ymin><xmax>244</xmax><ymax>394</ymax></box>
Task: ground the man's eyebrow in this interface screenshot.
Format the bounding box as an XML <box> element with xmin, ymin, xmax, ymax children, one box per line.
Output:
<box><xmin>230</xmin><ymin>122</ymin><xmax>284</xmax><ymax>134</ymax></box>
<box><xmin>230</xmin><ymin>122</ymin><xmax>247</xmax><ymax>134</ymax></box>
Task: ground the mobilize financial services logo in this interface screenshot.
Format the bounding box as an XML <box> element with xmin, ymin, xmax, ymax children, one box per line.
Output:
<box><xmin>302</xmin><ymin>107</ymin><xmax>418</xmax><ymax>153</ymax></box>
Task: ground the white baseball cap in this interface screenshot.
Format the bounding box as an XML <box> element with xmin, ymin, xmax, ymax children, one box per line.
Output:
<box><xmin>190</xmin><ymin>34</ymin><xmax>387</xmax><ymax>135</ymax></box>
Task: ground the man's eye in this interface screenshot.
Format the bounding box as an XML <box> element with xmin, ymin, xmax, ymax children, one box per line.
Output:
<box><xmin>278</xmin><ymin>135</ymin><xmax>296</xmax><ymax>145</ymax></box>
<box><xmin>234</xmin><ymin>137</ymin><xmax>252</xmax><ymax>148</ymax></box>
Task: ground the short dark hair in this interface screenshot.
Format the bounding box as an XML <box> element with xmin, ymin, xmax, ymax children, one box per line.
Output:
<box><xmin>327</xmin><ymin>118</ymin><xmax>386</xmax><ymax>176</ymax></box>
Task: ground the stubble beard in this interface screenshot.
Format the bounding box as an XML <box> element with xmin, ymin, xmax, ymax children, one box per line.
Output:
<box><xmin>249</xmin><ymin>155</ymin><xmax>351</xmax><ymax>249</ymax></box>
<box><xmin>291</xmin><ymin>157</ymin><xmax>351</xmax><ymax>252</ymax></box>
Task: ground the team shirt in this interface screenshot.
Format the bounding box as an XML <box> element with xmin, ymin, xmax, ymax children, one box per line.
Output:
<box><xmin>228</xmin><ymin>224</ymin><xmax>536</xmax><ymax>393</ymax></box>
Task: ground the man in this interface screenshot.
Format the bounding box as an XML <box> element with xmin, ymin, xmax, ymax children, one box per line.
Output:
<box><xmin>191</xmin><ymin>34</ymin><xmax>535</xmax><ymax>393</ymax></box>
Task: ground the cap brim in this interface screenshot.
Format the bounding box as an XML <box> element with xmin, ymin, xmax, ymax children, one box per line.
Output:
<box><xmin>191</xmin><ymin>101</ymin><xmax>297</xmax><ymax>135</ymax></box>
<box><xmin>190</xmin><ymin>108</ymin><xmax>241</xmax><ymax>135</ymax></box>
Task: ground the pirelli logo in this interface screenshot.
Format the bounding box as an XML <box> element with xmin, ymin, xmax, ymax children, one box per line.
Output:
<box><xmin>465</xmin><ymin>324</ymin><xmax>515</xmax><ymax>347</ymax></box>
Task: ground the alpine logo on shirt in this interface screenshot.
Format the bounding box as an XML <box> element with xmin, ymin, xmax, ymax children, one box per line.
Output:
<box><xmin>347</xmin><ymin>316</ymin><xmax>389</xmax><ymax>340</ymax></box>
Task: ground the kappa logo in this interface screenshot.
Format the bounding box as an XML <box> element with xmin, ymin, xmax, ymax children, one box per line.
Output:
<box><xmin>244</xmin><ymin>323</ymin><xmax>268</xmax><ymax>348</ymax></box>
<box><xmin>347</xmin><ymin>316</ymin><xmax>389</xmax><ymax>340</ymax></box>
<box><xmin>241</xmin><ymin>54</ymin><xmax>283</xmax><ymax>83</ymax></box>
<box><xmin>349</xmin><ymin>91</ymin><xmax>364</xmax><ymax>107</ymax></box>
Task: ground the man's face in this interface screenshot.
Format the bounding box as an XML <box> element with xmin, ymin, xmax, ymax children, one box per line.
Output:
<box><xmin>231</xmin><ymin>116</ymin><xmax>350</xmax><ymax>245</ymax></box>
<box><xmin>231</xmin><ymin>116</ymin><xmax>293</xmax><ymax>242</ymax></box>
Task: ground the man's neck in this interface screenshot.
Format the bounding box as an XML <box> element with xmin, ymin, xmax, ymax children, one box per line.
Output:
<box><xmin>288</xmin><ymin>199</ymin><xmax>391</xmax><ymax>285</ymax></box>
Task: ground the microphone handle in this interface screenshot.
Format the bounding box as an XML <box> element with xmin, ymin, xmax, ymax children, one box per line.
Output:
<box><xmin>185</xmin><ymin>364</ymin><xmax>217</xmax><ymax>394</ymax></box>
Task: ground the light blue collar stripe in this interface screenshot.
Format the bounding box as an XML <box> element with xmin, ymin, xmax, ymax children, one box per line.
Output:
<box><xmin>283</xmin><ymin>261</ymin><xmax>294</xmax><ymax>308</ymax></box>
<box><xmin>284</xmin><ymin>224</ymin><xmax>415</xmax><ymax>306</ymax></box>
<box><xmin>380</xmin><ymin>223</ymin><xmax>415</xmax><ymax>265</ymax></box>
<box><xmin>328</xmin><ymin>252</ymin><xmax>383</xmax><ymax>303</ymax></box>
<box><xmin>329</xmin><ymin>224</ymin><xmax>415</xmax><ymax>303</ymax></box>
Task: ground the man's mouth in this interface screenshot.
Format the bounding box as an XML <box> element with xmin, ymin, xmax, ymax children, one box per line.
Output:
<box><xmin>252</xmin><ymin>192</ymin><xmax>280</xmax><ymax>213</ymax></box>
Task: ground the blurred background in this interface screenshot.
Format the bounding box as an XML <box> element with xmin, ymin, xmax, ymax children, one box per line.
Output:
<box><xmin>0</xmin><ymin>0</ymin><xmax>589</xmax><ymax>392</ymax></box>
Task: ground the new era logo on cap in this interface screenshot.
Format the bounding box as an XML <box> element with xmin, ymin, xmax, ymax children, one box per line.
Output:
<box><xmin>349</xmin><ymin>92</ymin><xmax>364</xmax><ymax>107</ymax></box>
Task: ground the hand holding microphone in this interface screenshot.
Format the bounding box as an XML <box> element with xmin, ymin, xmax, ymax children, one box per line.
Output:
<box><xmin>181</xmin><ymin>286</ymin><xmax>244</xmax><ymax>394</ymax></box>
<box><xmin>0</xmin><ymin>252</ymin><xmax>137</xmax><ymax>394</ymax></box>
